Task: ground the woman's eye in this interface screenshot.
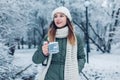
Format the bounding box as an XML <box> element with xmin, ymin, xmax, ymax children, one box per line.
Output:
<box><xmin>60</xmin><ymin>15</ymin><xmax>64</xmax><ymax>17</ymax></box>
<box><xmin>54</xmin><ymin>15</ymin><xmax>57</xmax><ymax>18</ymax></box>
<box><xmin>54</xmin><ymin>14</ymin><xmax>65</xmax><ymax>18</ymax></box>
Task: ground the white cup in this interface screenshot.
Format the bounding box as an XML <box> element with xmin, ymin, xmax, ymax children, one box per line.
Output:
<box><xmin>48</xmin><ymin>42</ymin><xmax>59</xmax><ymax>54</ymax></box>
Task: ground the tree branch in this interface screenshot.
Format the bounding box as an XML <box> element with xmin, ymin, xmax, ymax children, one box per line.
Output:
<box><xmin>73</xmin><ymin>20</ymin><xmax>105</xmax><ymax>53</ymax></box>
<box><xmin>13</xmin><ymin>64</ymin><xmax>32</xmax><ymax>79</ymax></box>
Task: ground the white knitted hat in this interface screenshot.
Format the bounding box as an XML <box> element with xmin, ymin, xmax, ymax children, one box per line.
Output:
<box><xmin>52</xmin><ymin>6</ymin><xmax>72</xmax><ymax>21</ymax></box>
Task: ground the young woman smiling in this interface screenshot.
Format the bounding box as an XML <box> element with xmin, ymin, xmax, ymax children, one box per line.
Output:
<box><xmin>32</xmin><ymin>6</ymin><xmax>86</xmax><ymax>80</ymax></box>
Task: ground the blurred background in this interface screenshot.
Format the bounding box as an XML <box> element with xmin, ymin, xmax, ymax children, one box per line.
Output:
<box><xmin>0</xmin><ymin>0</ymin><xmax>120</xmax><ymax>80</ymax></box>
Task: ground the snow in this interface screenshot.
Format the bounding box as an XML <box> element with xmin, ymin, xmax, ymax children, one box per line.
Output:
<box><xmin>12</xmin><ymin>48</ymin><xmax>37</xmax><ymax>80</ymax></box>
<box><xmin>0</xmin><ymin>0</ymin><xmax>120</xmax><ymax>79</ymax></box>
<box><xmin>82</xmin><ymin>44</ymin><xmax>120</xmax><ymax>80</ymax></box>
<box><xmin>12</xmin><ymin>44</ymin><xmax>120</xmax><ymax>80</ymax></box>
<box><xmin>13</xmin><ymin>48</ymin><xmax>35</xmax><ymax>66</ymax></box>
<box><xmin>83</xmin><ymin>52</ymin><xmax>120</xmax><ymax>80</ymax></box>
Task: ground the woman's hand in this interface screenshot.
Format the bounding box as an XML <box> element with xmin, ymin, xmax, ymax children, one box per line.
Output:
<box><xmin>42</xmin><ymin>42</ymin><xmax>49</xmax><ymax>56</ymax></box>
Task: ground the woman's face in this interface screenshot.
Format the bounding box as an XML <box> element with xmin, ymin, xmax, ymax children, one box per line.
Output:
<box><xmin>54</xmin><ymin>12</ymin><xmax>67</xmax><ymax>28</ymax></box>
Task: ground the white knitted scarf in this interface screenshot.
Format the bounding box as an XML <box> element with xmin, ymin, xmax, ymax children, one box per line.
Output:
<box><xmin>39</xmin><ymin>26</ymin><xmax>79</xmax><ymax>80</ymax></box>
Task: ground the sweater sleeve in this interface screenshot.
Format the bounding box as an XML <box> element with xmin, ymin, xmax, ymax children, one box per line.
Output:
<box><xmin>32</xmin><ymin>36</ymin><xmax>48</xmax><ymax>64</ymax></box>
<box><xmin>76</xmin><ymin>34</ymin><xmax>86</xmax><ymax>73</ymax></box>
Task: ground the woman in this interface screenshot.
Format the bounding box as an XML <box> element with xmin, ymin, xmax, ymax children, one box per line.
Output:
<box><xmin>32</xmin><ymin>6</ymin><xmax>86</xmax><ymax>80</ymax></box>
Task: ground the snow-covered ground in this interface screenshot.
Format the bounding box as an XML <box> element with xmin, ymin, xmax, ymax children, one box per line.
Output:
<box><xmin>83</xmin><ymin>51</ymin><xmax>120</xmax><ymax>80</ymax></box>
<box><xmin>13</xmin><ymin>48</ymin><xmax>35</xmax><ymax>67</ymax></box>
<box><xmin>12</xmin><ymin>48</ymin><xmax>37</xmax><ymax>80</ymax></box>
<box><xmin>12</xmin><ymin>44</ymin><xmax>120</xmax><ymax>80</ymax></box>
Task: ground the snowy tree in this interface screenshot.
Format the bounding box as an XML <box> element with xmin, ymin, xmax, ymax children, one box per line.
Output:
<box><xmin>0</xmin><ymin>42</ymin><xmax>18</xmax><ymax>79</ymax></box>
<box><xmin>0</xmin><ymin>0</ymin><xmax>28</xmax><ymax>48</ymax></box>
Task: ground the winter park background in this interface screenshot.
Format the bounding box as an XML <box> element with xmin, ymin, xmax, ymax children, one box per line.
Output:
<box><xmin>0</xmin><ymin>0</ymin><xmax>120</xmax><ymax>80</ymax></box>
